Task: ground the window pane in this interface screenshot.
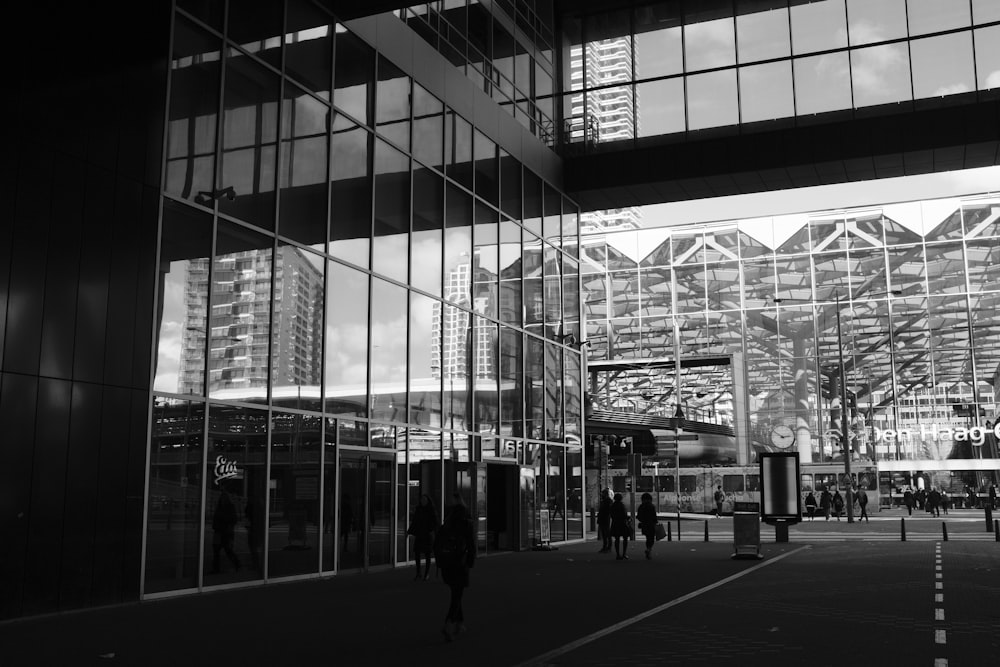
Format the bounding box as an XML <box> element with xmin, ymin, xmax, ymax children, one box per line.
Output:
<box><xmin>474</xmin><ymin>131</ymin><xmax>498</xmax><ymax>206</ymax></box>
<box><xmin>325</xmin><ymin>261</ymin><xmax>368</xmax><ymax>416</ymax></box>
<box><xmin>687</xmin><ymin>69</ymin><xmax>739</xmax><ymax>130</ymax></box>
<box><xmin>736</xmin><ymin>4</ymin><xmax>791</xmax><ymax>64</ymax></box>
<box><xmin>371</xmin><ymin>278</ymin><xmax>408</xmax><ymax>417</ymax></box>
<box><xmin>219</xmin><ymin>50</ymin><xmax>279</xmax><ymax>231</ymax></box>
<box><xmin>634</xmin><ymin>2</ymin><xmax>683</xmax><ymax>79</ymax></box>
<box><xmin>155</xmin><ymin>201</ymin><xmax>212</xmax><ymax>395</ymax></box>
<box><xmin>227</xmin><ymin>0</ymin><xmax>283</xmax><ymax>68</ymax></box>
<box><xmin>329</xmin><ymin>124</ymin><xmax>371</xmax><ymax>268</ymax></box>
<box><xmin>794</xmin><ymin>52</ymin><xmax>852</xmax><ymax>115</ymax></box>
<box><xmin>267</xmin><ymin>413</ymin><xmax>321</xmax><ymax>577</ymax></box>
<box><xmin>500</xmin><ymin>220</ymin><xmax>522</xmax><ymax>327</ymax></box>
<box><xmin>413</xmin><ymin>84</ymin><xmax>444</xmax><ymax>169</ymax></box>
<box><xmin>208</xmin><ymin>222</ymin><xmax>273</xmax><ymax>402</ymax></box>
<box><xmin>851</xmin><ymin>43</ymin><xmax>912</xmax><ymax>107</ymax></box>
<box><xmin>791</xmin><ymin>0</ymin><xmax>848</xmax><ymax>55</ymax></box>
<box><xmin>278</xmin><ymin>84</ymin><xmax>329</xmax><ymax>247</ymax></box>
<box><xmin>376</xmin><ymin>56</ymin><xmax>411</xmax><ymax>149</ymax></box>
<box><xmin>334</xmin><ymin>26</ymin><xmax>373</xmax><ymax>126</ymax></box>
<box><xmin>973</xmin><ymin>0</ymin><xmax>1000</xmax><ymax>24</ymax></box>
<box><xmin>165</xmin><ymin>17</ymin><xmax>220</xmax><ymax>204</ymax></box>
<box><xmin>410</xmin><ymin>292</ymin><xmax>441</xmax><ymax>424</ymax></box>
<box><xmin>271</xmin><ymin>245</ymin><xmax>324</xmax><ymax>412</ymax></box>
<box><xmin>739</xmin><ymin>61</ymin><xmax>794</xmax><ymax>123</ymax></box>
<box><xmin>906</xmin><ymin>0</ymin><xmax>970</xmax><ymax>36</ymax></box>
<box><xmin>372</xmin><ymin>139</ymin><xmax>410</xmax><ymax>283</ymax></box>
<box><xmin>444</xmin><ymin>183</ymin><xmax>473</xmax><ymax>306</ymax></box>
<box><xmin>911</xmin><ymin>33</ymin><xmax>975</xmax><ymax>100</ymax></box>
<box><xmin>847</xmin><ymin>0</ymin><xmax>907</xmax><ymax>46</ymax></box>
<box><xmin>285</xmin><ymin>0</ymin><xmax>333</xmax><ymax>99</ymax></box>
<box><xmin>975</xmin><ymin>25</ymin><xmax>1000</xmax><ymax>91</ymax></box>
<box><xmin>412</xmin><ymin>164</ymin><xmax>443</xmax><ymax>296</ymax></box>
<box><xmin>685</xmin><ymin>17</ymin><xmax>736</xmax><ymax>71</ymax></box>
<box><xmin>637</xmin><ymin>78</ymin><xmax>685</xmax><ymax>136</ymax></box>
<box><xmin>446</xmin><ymin>110</ymin><xmax>473</xmax><ymax>190</ymax></box>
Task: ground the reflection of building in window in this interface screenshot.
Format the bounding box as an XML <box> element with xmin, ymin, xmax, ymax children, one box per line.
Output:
<box><xmin>178</xmin><ymin>246</ymin><xmax>323</xmax><ymax>395</ymax></box>
<box><xmin>431</xmin><ymin>261</ymin><xmax>497</xmax><ymax>380</ymax></box>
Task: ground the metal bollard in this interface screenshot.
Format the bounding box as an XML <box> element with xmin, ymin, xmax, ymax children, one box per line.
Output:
<box><xmin>987</xmin><ymin>504</ymin><xmax>994</xmax><ymax>532</ymax></box>
<box><xmin>676</xmin><ymin>518</ymin><xmax>681</xmax><ymax>541</ymax></box>
<box><xmin>995</xmin><ymin>519</ymin><xmax>999</xmax><ymax>542</ymax></box>
<box><xmin>942</xmin><ymin>522</ymin><xmax>948</xmax><ymax>541</ymax></box>
<box><xmin>704</xmin><ymin>519</ymin><xmax>709</xmax><ymax>542</ymax></box>
<box><xmin>901</xmin><ymin>517</ymin><xmax>906</xmax><ymax>542</ymax></box>
<box><xmin>667</xmin><ymin>522</ymin><xmax>672</xmax><ymax>541</ymax></box>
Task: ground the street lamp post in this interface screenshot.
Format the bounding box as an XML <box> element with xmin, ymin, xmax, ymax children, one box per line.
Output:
<box><xmin>834</xmin><ymin>294</ymin><xmax>855</xmax><ymax>523</ymax></box>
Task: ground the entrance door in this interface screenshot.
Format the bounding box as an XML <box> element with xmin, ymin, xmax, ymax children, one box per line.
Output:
<box><xmin>518</xmin><ymin>466</ymin><xmax>537</xmax><ymax>550</ymax></box>
<box><xmin>487</xmin><ymin>463</ymin><xmax>518</xmax><ymax>551</ymax></box>
<box><xmin>338</xmin><ymin>451</ymin><xmax>394</xmax><ymax>571</ymax></box>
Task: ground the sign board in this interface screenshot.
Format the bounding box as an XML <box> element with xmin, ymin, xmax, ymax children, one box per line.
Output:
<box><xmin>760</xmin><ymin>452</ymin><xmax>801</xmax><ymax>525</ymax></box>
<box><xmin>539</xmin><ymin>508</ymin><xmax>551</xmax><ymax>544</ymax></box>
<box><xmin>732</xmin><ymin>511</ymin><xmax>762</xmax><ymax>560</ymax></box>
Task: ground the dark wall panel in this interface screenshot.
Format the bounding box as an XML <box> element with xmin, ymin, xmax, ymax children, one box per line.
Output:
<box><xmin>0</xmin><ymin>141</ymin><xmax>14</xmax><ymax>362</ymax></box>
<box><xmin>73</xmin><ymin>169</ymin><xmax>114</xmax><ymax>385</ymax></box>
<box><xmin>91</xmin><ymin>386</ymin><xmax>133</xmax><ymax>606</ymax></box>
<box><xmin>0</xmin><ymin>373</ymin><xmax>38</xmax><ymax>619</ymax></box>
<box><xmin>132</xmin><ymin>187</ymin><xmax>159</xmax><ymax>391</ymax></box>
<box><xmin>21</xmin><ymin>377</ymin><xmax>72</xmax><ymax>617</ymax></box>
<box><xmin>39</xmin><ymin>157</ymin><xmax>86</xmax><ymax>380</ymax></box>
<box><xmin>4</xmin><ymin>147</ymin><xmax>53</xmax><ymax>377</ymax></box>
<box><xmin>104</xmin><ymin>178</ymin><xmax>143</xmax><ymax>388</ymax></box>
<box><xmin>58</xmin><ymin>382</ymin><xmax>103</xmax><ymax>610</ymax></box>
<box><xmin>124</xmin><ymin>389</ymin><xmax>151</xmax><ymax>600</ymax></box>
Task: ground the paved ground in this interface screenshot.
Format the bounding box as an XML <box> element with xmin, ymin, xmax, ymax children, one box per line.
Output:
<box><xmin>2</xmin><ymin>509</ymin><xmax>998</xmax><ymax>667</ymax></box>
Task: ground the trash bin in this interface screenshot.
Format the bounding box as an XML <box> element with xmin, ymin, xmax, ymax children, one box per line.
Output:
<box><xmin>732</xmin><ymin>511</ymin><xmax>762</xmax><ymax>560</ymax></box>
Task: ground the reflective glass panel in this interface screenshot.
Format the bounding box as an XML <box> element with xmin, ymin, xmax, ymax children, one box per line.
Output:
<box><xmin>371</xmin><ymin>278</ymin><xmax>408</xmax><ymax>420</ymax></box>
<box><xmin>636</xmin><ymin>78</ymin><xmax>685</xmax><ymax>136</ymax></box>
<box><xmin>208</xmin><ymin>222</ymin><xmax>272</xmax><ymax>403</ymax></box>
<box><xmin>145</xmin><ymin>398</ymin><xmax>204</xmax><ymax>594</ymax></box>
<box><xmin>736</xmin><ymin>3</ymin><xmax>791</xmax><ymax>64</ymax></box>
<box><xmin>268</xmin><ymin>413</ymin><xmax>321</xmax><ymax>577</ymax></box>
<box><xmin>911</xmin><ymin>33</ymin><xmax>975</xmax><ymax>100</ymax></box>
<box><xmin>413</xmin><ymin>84</ymin><xmax>444</xmax><ymax>169</ymax></box>
<box><xmin>278</xmin><ymin>84</ymin><xmax>329</xmax><ymax>248</ymax></box>
<box><xmin>166</xmin><ymin>17</ymin><xmax>220</xmax><ymax>205</ymax></box>
<box><xmin>444</xmin><ymin>183</ymin><xmax>473</xmax><ymax>306</ymax></box>
<box><xmin>499</xmin><ymin>328</ymin><xmax>523</xmax><ymax>436</ymax></box>
<box><xmin>204</xmin><ymin>404</ymin><xmax>267</xmax><ymax>585</ymax></box>
<box><xmin>441</xmin><ymin>303</ymin><xmax>471</xmax><ymax>432</ymax></box>
<box><xmin>474</xmin><ymin>202</ymin><xmax>499</xmax><ymax>320</ymax></box>
<box><xmin>525</xmin><ymin>336</ymin><xmax>544</xmax><ymax>439</ymax></box>
<box><xmin>739</xmin><ymin>61</ymin><xmax>794</xmax><ymax>123</ymax></box>
<box><xmin>975</xmin><ymin>26</ymin><xmax>1000</xmax><ymax>90</ymax></box>
<box><xmin>329</xmin><ymin>123</ymin><xmax>371</xmax><ymax>269</ymax></box>
<box><xmin>790</xmin><ymin>0</ymin><xmax>848</xmax><ymax>55</ymax></box>
<box><xmin>545</xmin><ymin>445</ymin><xmax>565</xmax><ymax>541</ymax></box>
<box><xmin>474</xmin><ymin>131</ymin><xmax>499</xmax><ymax>206</ymax></box>
<box><xmin>973</xmin><ymin>0</ymin><xmax>1000</xmax><ymax>23</ymax></box>
<box><xmin>851</xmin><ymin>43</ymin><xmax>912</xmax><ymax>108</ymax></box>
<box><xmin>372</xmin><ymin>139</ymin><xmax>410</xmax><ymax>284</ymax></box>
<box><xmin>634</xmin><ymin>2</ymin><xmax>683</xmax><ymax>79</ymax></box>
<box><xmin>446</xmin><ymin>111</ymin><xmax>474</xmax><ymax>190</ymax></box>
<box><xmin>227</xmin><ymin>0</ymin><xmax>283</xmax><ymax>68</ymax></box>
<box><xmin>687</xmin><ymin>70</ymin><xmax>739</xmax><ymax>130</ymax></box>
<box><xmin>847</xmin><ymin>0</ymin><xmax>907</xmax><ymax>46</ymax></box>
<box><xmin>412</xmin><ymin>164</ymin><xmax>443</xmax><ymax>296</ymax></box>
<box><xmin>500</xmin><ymin>149</ymin><xmax>521</xmax><ymax>220</ymax></box>
<box><xmin>376</xmin><ymin>56</ymin><xmax>411</xmax><ymax>149</ymax></box>
<box><xmin>325</xmin><ymin>261</ymin><xmax>369</xmax><ymax>417</ymax></box>
<box><xmin>499</xmin><ymin>220</ymin><xmax>522</xmax><ymax>327</ymax></box>
<box><xmin>473</xmin><ymin>316</ymin><xmax>500</xmax><ymax>434</ymax></box>
<box><xmin>271</xmin><ymin>244</ymin><xmax>323</xmax><ymax>412</ymax></box>
<box><xmin>685</xmin><ymin>17</ymin><xmax>736</xmax><ymax>71</ymax></box>
<box><xmin>410</xmin><ymin>292</ymin><xmax>442</xmax><ymax>425</ymax></box>
<box><xmin>219</xmin><ymin>50</ymin><xmax>279</xmax><ymax>231</ymax></box>
<box><xmin>155</xmin><ymin>201</ymin><xmax>212</xmax><ymax>395</ymax></box>
<box><xmin>794</xmin><ymin>52</ymin><xmax>852</xmax><ymax>115</ymax></box>
<box><xmin>334</xmin><ymin>26</ymin><xmax>373</xmax><ymax>126</ymax></box>
<box><xmin>285</xmin><ymin>0</ymin><xmax>333</xmax><ymax>99</ymax></box>
<box><xmin>907</xmin><ymin>0</ymin><xmax>970</xmax><ymax>36</ymax></box>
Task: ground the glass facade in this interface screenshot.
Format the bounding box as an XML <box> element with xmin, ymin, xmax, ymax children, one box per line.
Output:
<box><xmin>562</xmin><ymin>0</ymin><xmax>1000</xmax><ymax>146</ymax></box>
<box><xmin>147</xmin><ymin>0</ymin><xmax>584</xmax><ymax>595</ymax></box>
<box><xmin>581</xmin><ymin>193</ymin><xmax>1000</xmax><ymax>500</ymax></box>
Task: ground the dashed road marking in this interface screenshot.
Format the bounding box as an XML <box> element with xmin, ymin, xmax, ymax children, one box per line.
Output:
<box><xmin>935</xmin><ymin>659</ymin><xmax>948</xmax><ymax>666</ymax></box>
<box><xmin>935</xmin><ymin>593</ymin><xmax>943</xmax><ymax>603</ymax></box>
<box><xmin>935</xmin><ymin>629</ymin><xmax>947</xmax><ymax>644</ymax></box>
<box><xmin>935</xmin><ymin>608</ymin><xmax>944</xmax><ymax>621</ymax></box>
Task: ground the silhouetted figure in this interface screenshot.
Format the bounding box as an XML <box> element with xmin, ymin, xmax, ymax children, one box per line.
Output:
<box><xmin>903</xmin><ymin>488</ymin><xmax>914</xmax><ymax>515</ymax></box>
<box><xmin>856</xmin><ymin>487</ymin><xmax>870</xmax><ymax>523</ymax></box>
<box><xmin>610</xmin><ymin>493</ymin><xmax>631</xmax><ymax>560</ymax></box>
<box><xmin>804</xmin><ymin>492</ymin><xmax>817</xmax><ymax>520</ymax></box>
<box><xmin>832</xmin><ymin>490</ymin><xmax>845</xmax><ymax>520</ymax></box>
<box><xmin>435</xmin><ymin>494</ymin><xmax>476</xmax><ymax>642</ymax></box>
<box><xmin>637</xmin><ymin>492</ymin><xmax>658</xmax><ymax>560</ymax></box>
<box><xmin>211</xmin><ymin>486</ymin><xmax>241</xmax><ymax>573</ymax></box>
<box><xmin>340</xmin><ymin>493</ymin><xmax>355</xmax><ymax>553</ymax></box>
<box><xmin>597</xmin><ymin>488</ymin><xmax>613</xmax><ymax>553</ymax></box>
<box><xmin>407</xmin><ymin>493</ymin><xmax>439</xmax><ymax>581</ymax></box>
<box><xmin>820</xmin><ymin>489</ymin><xmax>832</xmax><ymax>521</ymax></box>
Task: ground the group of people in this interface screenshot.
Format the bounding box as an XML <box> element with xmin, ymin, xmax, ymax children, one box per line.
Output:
<box><xmin>596</xmin><ymin>488</ymin><xmax>661</xmax><ymax>561</ymax></box>
<box><xmin>900</xmin><ymin>486</ymin><xmax>949</xmax><ymax>516</ymax></box>
<box><xmin>803</xmin><ymin>486</ymin><xmax>870</xmax><ymax>522</ymax></box>
<box><xmin>405</xmin><ymin>492</ymin><xmax>477</xmax><ymax>643</ymax></box>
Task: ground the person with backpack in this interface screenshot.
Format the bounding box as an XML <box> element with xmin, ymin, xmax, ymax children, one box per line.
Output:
<box><xmin>596</xmin><ymin>488</ymin><xmax>613</xmax><ymax>553</ymax></box>
<box><xmin>856</xmin><ymin>486</ymin><xmax>870</xmax><ymax>523</ymax></box>
<box><xmin>636</xmin><ymin>492</ymin><xmax>658</xmax><ymax>560</ymax></box>
<box><xmin>819</xmin><ymin>488</ymin><xmax>832</xmax><ymax>521</ymax></box>
<box><xmin>832</xmin><ymin>489</ymin><xmax>845</xmax><ymax>520</ymax></box>
<box><xmin>434</xmin><ymin>494</ymin><xmax>476</xmax><ymax>642</ymax></box>
<box><xmin>804</xmin><ymin>492</ymin><xmax>818</xmax><ymax>520</ymax></box>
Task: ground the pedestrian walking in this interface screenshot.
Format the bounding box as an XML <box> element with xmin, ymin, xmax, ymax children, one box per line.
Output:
<box><xmin>965</xmin><ymin>485</ymin><xmax>977</xmax><ymax>509</ymax></box>
<box><xmin>856</xmin><ymin>487</ymin><xmax>870</xmax><ymax>523</ymax></box>
<box><xmin>832</xmin><ymin>490</ymin><xmax>845</xmax><ymax>520</ymax></box>
<box><xmin>903</xmin><ymin>487</ymin><xmax>914</xmax><ymax>515</ymax></box>
<box><xmin>609</xmin><ymin>493</ymin><xmax>632</xmax><ymax>560</ymax></box>
<box><xmin>713</xmin><ymin>485</ymin><xmax>725</xmax><ymax>517</ymax></box>
<box><xmin>927</xmin><ymin>487</ymin><xmax>941</xmax><ymax>518</ymax></box>
<box><xmin>940</xmin><ymin>489</ymin><xmax>950</xmax><ymax>515</ymax></box>
<box><xmin>915</xmin><ymin>487</ymin><xmax>926</xmax><ymax>511</ymax></box>
<box><xmin>819</xmin><ymin>488</ymin><xmax>832</xmax><ymax>521</ymax></box>
<box><xmin>597</xmin><ymin>488</ymin><xmax>612</xmax><ymax>553</ymax></box>
<box><xmin>434</xmin><ymin>494</ymin><xmax>476</xmax><ymax>642</ymax></box>
<box><xmin>406</xmin><ymin>493</ymin><xmax>439</xmax><ymax>581</ymax></box>
<box><xmin>804</xmin><ymin>492</ymin><xmax>817</xmax><ymax>520</ymax></box>
<box><xmin>636</xmin><ymin>492</ymin><xmax>658</xmax><ymax>560</ymax></box>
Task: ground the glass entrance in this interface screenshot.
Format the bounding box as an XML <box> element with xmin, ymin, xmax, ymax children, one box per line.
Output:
<box><xmin>338</xmin><ymin>451</ymin><xmax>394</xmax><ymax>571</ymax></box>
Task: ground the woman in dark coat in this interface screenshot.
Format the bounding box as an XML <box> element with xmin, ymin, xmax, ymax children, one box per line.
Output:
<box><xmin>819</xmin><ymin>488</ymin><xmax>832</xmax><ymax>521</ymax></box>
<box><xmin>609</xmin><ymin>492</ymin><xmax>631</xmax><ymax>560</ymax></box>
<box><xmin>636</xmin><ymin>492</ymin><xmax>658</xmax><ymax>560</ymax></box>
<box><xmin>408</xmin><ymin>493</ymin><xmax>439</xmax><ymax>581</ymax></box>
<box><xmin>436</xmin><ymin>496</ymin><xmax>476</xmax><ymax>641</ymax></box>
<box><xmin>597</xmin><ymin>488</ymin><xmax>612</xmax><ymax>553</ymax></box>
